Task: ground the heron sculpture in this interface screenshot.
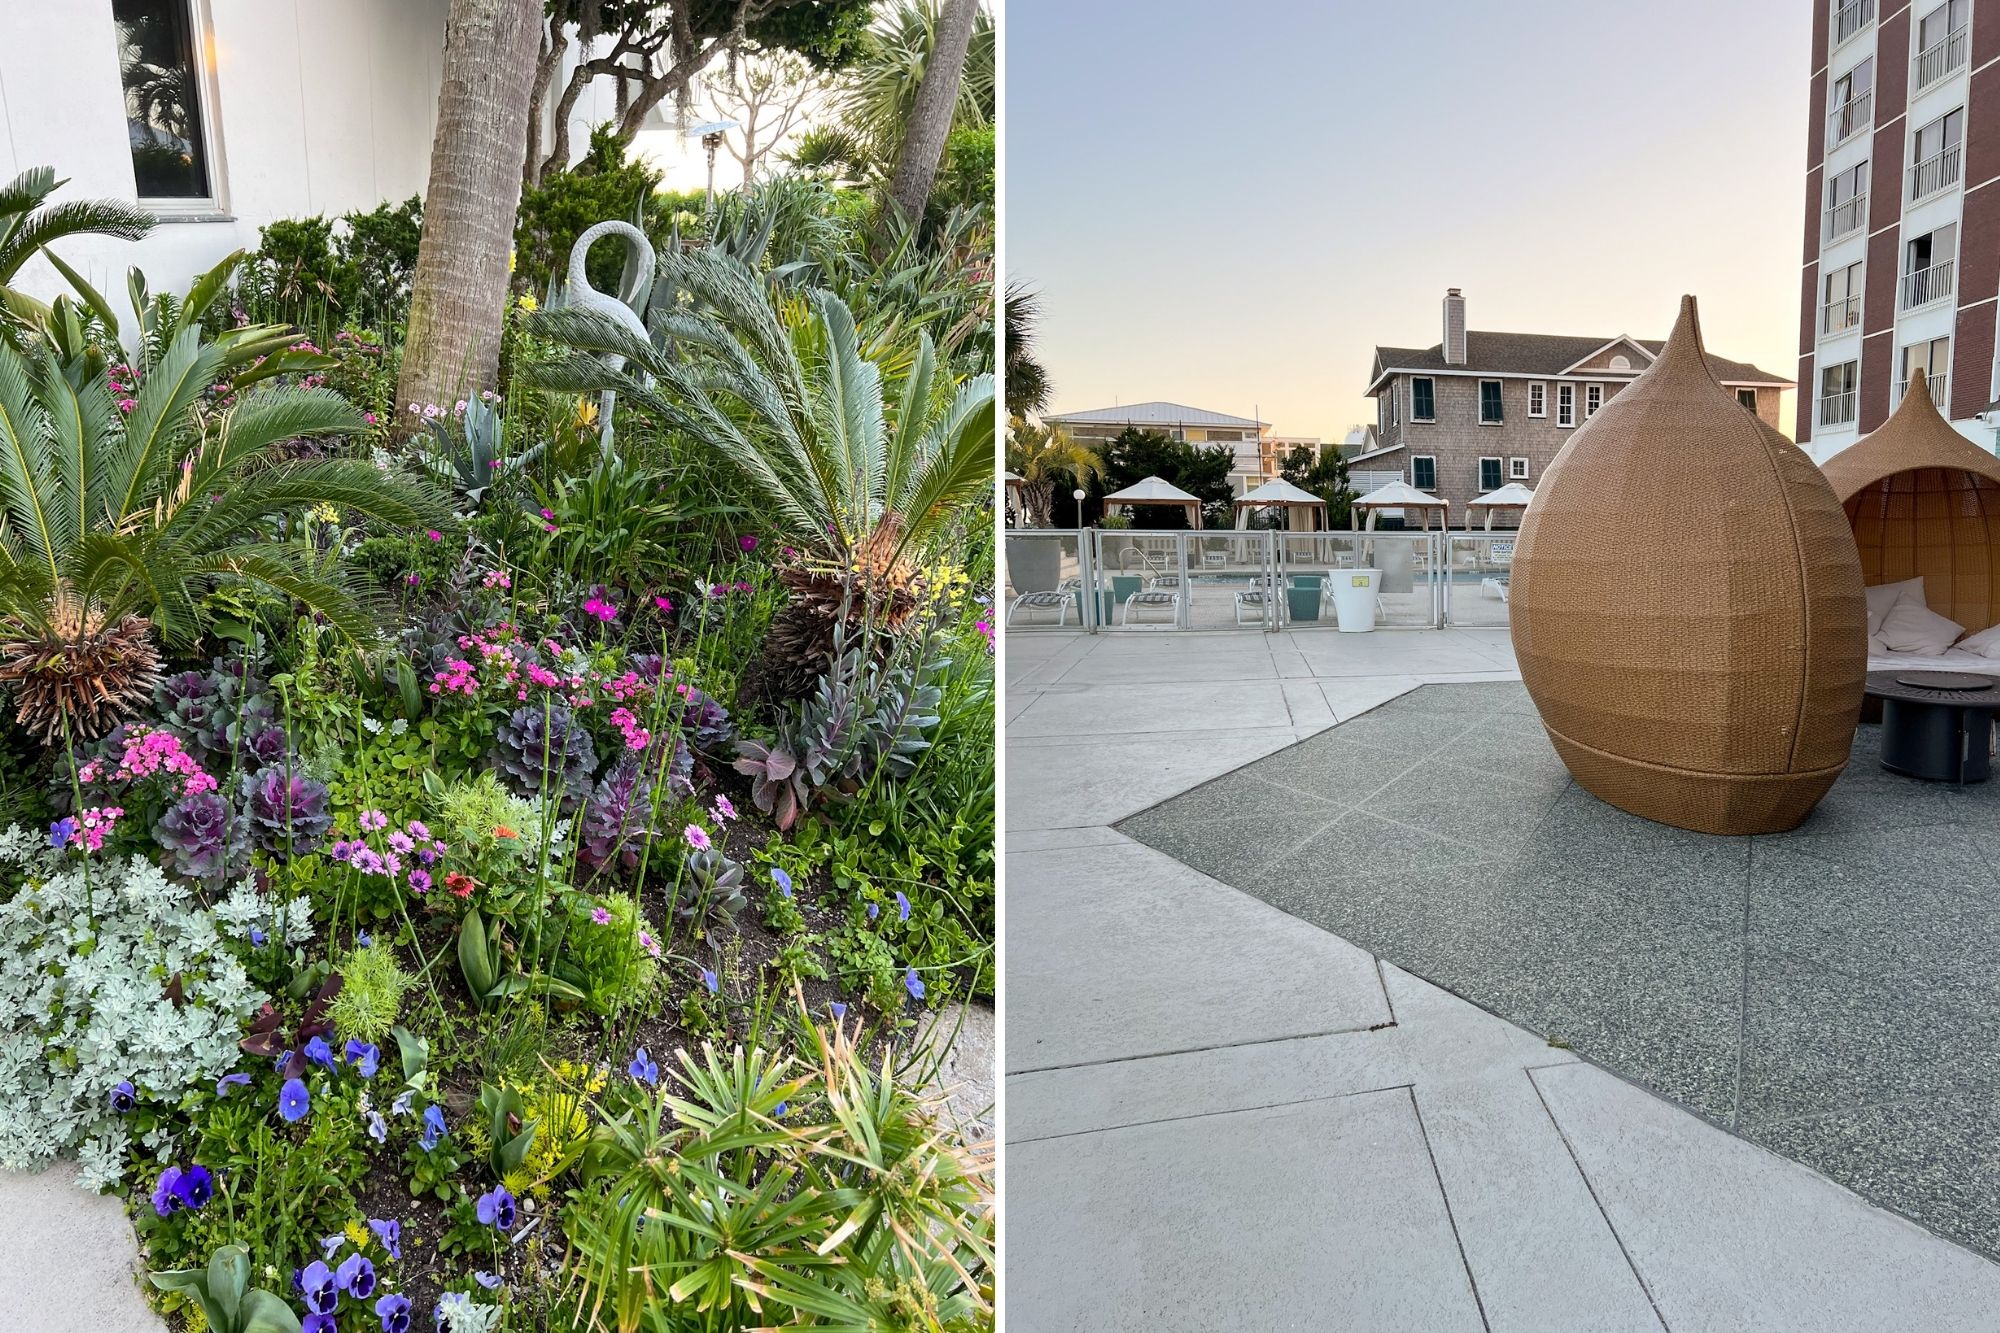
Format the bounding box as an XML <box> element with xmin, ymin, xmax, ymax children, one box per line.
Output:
<box><xmin>562</xmin><ymin>219</ymin><xmax>656</xmax><ymax>457</ymax></box>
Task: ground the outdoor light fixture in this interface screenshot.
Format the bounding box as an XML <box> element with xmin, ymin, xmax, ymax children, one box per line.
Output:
<box><xmin>683</xmin><ymin>120</ymin><xmax>740</xmax><ymax>206</ymax></box>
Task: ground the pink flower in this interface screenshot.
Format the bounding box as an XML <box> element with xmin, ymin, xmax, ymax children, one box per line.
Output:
<box><xmin>590</xmin><ymin>906</ymin><xmax>612</xmax><ymax>925</ymax></box>
<box><xmin>359</xmin><ymin>810</ymin><xmax>389</xmax><ymax>832</ymax></box>
<box><xmin>116</xmin><ymin>398</ymin><xmax>136</xmax><ymax>414</ymax></box>
<box><xmin>482</xmin><ymin>570</ymin><xmax>512</xmax><ymax>590</ymax></box>
<box><xmin>638</xmin><ymin>931</ymin><xmax>661</xmax><ymax>959</ymax></box>
<box><xmin>582</xmin><ymin>596</ymin><xmax>619</xmax><ymax>623</ymax></box>
<box><xmin>652</xmin><ymin>595</ymin><xmax>673</xmax><ymax>614</ymax></box>
<box><xmin>426</xmin><ymin>530</ymin><xmax>442</xmax><ymax>542</ymax></box>
<box><xmin>609</xmin><ymin>707</ymin><xmax>651</xmax><ymax>751</ymax></box>
<box><xmin>539</xmin><ymin>508</ymin><xmax>555</xmax><ymax>520</ymax></box>
<box><xmin>738</xmin><ymin>535</ymin><xmax>758</xmax><ymax>552</ymax></box>
<box><xmin>363</xmin><ymin>412</ymin><xmax>379</xmax><ymax>426</ymax></box>
<box><xmin>711</xmin><ymin>795</ymin><xmax>736</xmax><ymax>823</ymax></box>
<box><xmin>683</xmin><ymin>824</ymin><xmax>711</xmax><ymax>852</ymax></box>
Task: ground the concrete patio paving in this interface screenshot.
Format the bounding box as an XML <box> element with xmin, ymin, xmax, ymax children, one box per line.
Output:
<box><xmin>1004</xmin><ymin>627</ymin><xmax>2000</xmax><ymax>1331</ymax></box>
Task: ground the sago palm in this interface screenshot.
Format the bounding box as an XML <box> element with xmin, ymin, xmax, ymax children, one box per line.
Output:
<box><xmin>0</xmin><ymin>167</ymin><xmax>154</xmax><ymax>324</ymax></box>
<box><xmin>0</xmin><ymin>326</ymin><xmax>440</xmax><ymax>740</ymax></box>
<box><xmin>530</xmin><ymin>249</ymin><xmax>994</xmax><ymax>703</ymax></box>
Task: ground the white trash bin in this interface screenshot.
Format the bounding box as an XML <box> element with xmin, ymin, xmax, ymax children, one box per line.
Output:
<box><xmin>1330</xmin><ymin>568</ymin><xmax>1382</xmax><ymax>633</ymax></box>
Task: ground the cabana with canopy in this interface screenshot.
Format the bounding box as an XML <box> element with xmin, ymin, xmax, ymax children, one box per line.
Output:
<box><xmin>1464</xmin><ymin>481</ymin><xmax>1535</xmax><ymax>529</ymax></box>
<box><xmin>1002</xmin><ymin>471</ymin><xmax>1026</xmax><ymax>521</ymax></box>
<box><xmin>1232</xmin><ymin>477</ymin><xmax>1329</xmax><ymax>530</ymax></box>
<box><xmin>1821</xmin><ymin>367</ymin><xmax>2000</xmax><ymax>648</ymax></box>
<box><xmin>1102</xmin><ymin>474</ymin><xmax>1203</xmax><ymax>529</ymax></box>
<box><xmin>1350</xmin><ymin>479</ymin><xmax>1450</xmax><ymax>530</ymax></box>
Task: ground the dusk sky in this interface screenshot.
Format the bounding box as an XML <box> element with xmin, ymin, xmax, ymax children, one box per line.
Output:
<box><xmin>1006</xmin><ymin>0</ymin><xmax>1812</xmax><ymax>441</ymax></box>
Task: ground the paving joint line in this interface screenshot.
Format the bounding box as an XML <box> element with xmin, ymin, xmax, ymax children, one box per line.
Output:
<box><xmin>1405</xmin><ymin>1086</ymin><xmax>1493</xmax><ymax>1332</ymax></box>
<box><xmin>1008</xmin><ymin>1017</ymin><xmax>1398</xmax><ymax>1077</ymax></box>
<box><xmin>1523</xmin><ymin>1065</ymin><xmax>1671</xmax><ymax>1330</ymax></box>
<box><xmin>1007</xmin><ymin>1081</ymin><xmax>1417</xmax><ymax>1146</ymax></box>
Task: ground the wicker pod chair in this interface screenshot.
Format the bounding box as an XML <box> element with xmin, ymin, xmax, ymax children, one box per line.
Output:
<box><xmin>1509</xmin><ymin>296</ymin><xmax>1867</xmax><ymax>835</ymax></box>
<box><xmin>1820</xmin><ymin>368</ymin><xmax>2000</xmax><ymax>636</ymax></box>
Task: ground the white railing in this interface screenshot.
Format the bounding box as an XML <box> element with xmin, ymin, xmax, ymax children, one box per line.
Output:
<box><xmin>1832</xmin><ymin>0</ymin><xmax>1875</xmax><ymax>47</ymax></box>
<box><xmin>1899</xmin><ymin>374</ymin><xmax>1948</xmax><ymax>408</ymax></box>
<box><xmin>1819</xmin><ymin>390</ymin><xmax>1858</xmax><ymax>427</ymax></box>
<box><xmin>1914</xmin><ymin>27</ymin><xmax>1968</xmax><ymax>90</ymax></box>
<box><xmin>1825</xmin><ymin>193</ymin><xmax>1868</xmax><ymax>241</ymax></box>
<box><xmin>1820</xmin><ymin>295</ymin><xmax>1863</xmax><ymax>334</ymax></box>
<box><xmin>1828</xmin><ymin>91</ymin><xmax>1873</xmax><ymax>147</ymax></box>
<box><xmin>1910</xmin><ymin>143</ymin><xmax>1963</xmax><ymax>200</ymax></box>
<box><xmin>1903</xmin><ymin>258</ymin><xmax>1956</xmax><ymax>309</ymax></box>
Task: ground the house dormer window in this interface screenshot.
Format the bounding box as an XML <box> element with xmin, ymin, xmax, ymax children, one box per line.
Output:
<box><xmin>1608</xmin><ymin>354</ymin><xmax>1631</xmax><ymax>371</ymax></box>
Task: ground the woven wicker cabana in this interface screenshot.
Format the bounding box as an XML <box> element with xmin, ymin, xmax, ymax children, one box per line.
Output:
<box><xmin>1510</xmin><ymin>295</ymin><xmax>1865</xmax><ymax>836</ymax></box>
<box><xmin>1233</xmin><ymin>477</ymin><xmax>1328</xmax><ymax>530</ymax></box>
<box><xmin>1465</xmin><ymin>481</ymin><xmax>1535</xmax><ymax>530</ymax></box>
<box><xmin>1351</xmin><ymin>480</ymin><xmax>1449</xmax><ymax>530</ymax></box>
<box><xmin>1820</xmin><ymin>369</ymin><xmax>2000</xmax><ymax>634</ymax></box>
<box><xmin>1102</xmin><ymin>475</ymin><xmax>1202</xmax><ymax>529</ymax></box>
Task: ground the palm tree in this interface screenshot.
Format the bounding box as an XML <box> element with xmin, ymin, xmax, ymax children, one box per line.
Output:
<box><xmin>887</xmin><ymin>0</ymin><xmax>982</xmax><ymax>221</ymax></box>
<box><xmin>0</xmin><ymin>328</ymin><xmax>442</xmax><ymax>741</ymax></box>
<box><xmin>1003</xmin><ymin>281</ymin><xmax>1050</xmax><ymax>416</ymax></box>
<box><xmin>530</xmin><ymin>248</ymin><xmax>994</xmax><ymax>702</ymax></box>
<box><xmin>835</xmin><ymin>0</ymin><xmax>994</xmax><ymax>178</ymax></box>
<box><xmin>0</xmin><ymin>168</ymin><xmax>154</xmax><ymax>323</ymax></box>
<box><xmin>1006</xmin><ymin>421</ymin><xmax>1104</xmax><ymax>527</ymax></box>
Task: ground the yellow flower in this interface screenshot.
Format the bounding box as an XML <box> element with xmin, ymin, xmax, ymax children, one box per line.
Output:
<box><xmin>344</xmin><ymin>1218</ymin><xmax>370</xmax><ymax>1251</ymax></box>
<box><xmin>517</xmin><ymin>292</ymin><xmax>538</xmax><ymax>312</ymax></box>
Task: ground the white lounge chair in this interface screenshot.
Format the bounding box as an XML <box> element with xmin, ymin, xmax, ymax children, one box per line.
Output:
<box><xmin>1120</xmin><ymin>588</ymin><xmax>1181</xmax><ymax>626</ymax></box>
<box><xmin>1008</xmin><ymin>590</ymin><xmax>1073</xmax><ymax>626</ymax></box>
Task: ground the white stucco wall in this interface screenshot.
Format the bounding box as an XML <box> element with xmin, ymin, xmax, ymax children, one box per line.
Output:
<box><xmin>0</xmin><ymin>0</ymin><xmax>449</xmax><ymax>306</ymax></box>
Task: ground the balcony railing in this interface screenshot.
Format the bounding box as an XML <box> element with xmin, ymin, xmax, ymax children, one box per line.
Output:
<box><xmin>1903</xmin><ymin>258</ymin><xmax>1956</xmax><ymax>309</ymax></box>
<box><xmin>1820</xmin><ymin>295</ymin><xmax>1862</xmax><ymax>334</ymax></box>
<box><xmin>1819</xmin><ymin>390</ymin><xmax>1859</xmax><ymax>427</ymax></box>
<box><xmin>1825</xmin><ymin>193</ymin><xmax>1868</xmax><ymax>241</ymax></box>
<box><xmin>1914</xmin><ymin>27</ymin><xmax>1968</xmax><ymax>91</ymax></box>
<box><xmin>1828</xmin><ymin>92</ymin><xmax>1873</xmax><ymax>147</ymax></box>
<box><xmin>1900</xmin><ymin>374</ymin><xmax>1949</xmax><ymax>409</ymax></box>
<box><xmin>1910</xmin><ymin>143</ymin><xmax>1963</xmax><ymax>200</ymax></box>
<box><xmin>1832</xmin><ymin>0</ymin><xmax>1875</xmax><ymax>48</ymax></box>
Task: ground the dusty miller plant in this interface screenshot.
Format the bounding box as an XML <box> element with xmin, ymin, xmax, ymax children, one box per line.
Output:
<box><xmin>0</xmin><ymin>831</ymin><xmax>268</xmax><ymax>1187</ymax></box>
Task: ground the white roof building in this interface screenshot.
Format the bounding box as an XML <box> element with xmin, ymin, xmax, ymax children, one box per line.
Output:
<box><xmin>1044</xmin><ymin>401</ymin><xmax>1270</xmax><ymax>497</ymax></box>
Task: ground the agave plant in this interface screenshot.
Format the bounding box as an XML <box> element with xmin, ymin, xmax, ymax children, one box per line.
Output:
<box><xmin>530</xmin><ymin>248</ymin><xmax>994</xmax><ymax>703</ymax></box>
<box><xmin>418</xmin><ymin>395</ymin><xmax>541</xmax><ymax>506</ymax></box>
<box><xmin>0</xmin><ymin>328</ymin><xmax>441</xmax><ymax>740</ymax></box>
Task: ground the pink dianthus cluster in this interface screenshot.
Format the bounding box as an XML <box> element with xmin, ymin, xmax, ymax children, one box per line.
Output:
<box><xmin>609</xmin><ymin>707</ymin><xmax>651</xmax><ymax>752</ymax></box>
<box><xmin>81</xmin><ymin>727</ymin><xmax>216</xmax><ymax>798</ymax></box>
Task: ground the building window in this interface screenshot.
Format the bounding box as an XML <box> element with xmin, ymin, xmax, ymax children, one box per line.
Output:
<box><xmin>1828</xmin><ymin>58</ymin><xmax>1874</xmax><ymax>146</ymax></box>
<box><xmin>1556</xmin><ymin>383</ymin><xmax>1575</xmax><ymax>427</ymax></box>
<box><xmin>1478</xmin><ymin>457</ymin><xmax>1503</xmax><ymax>491</ymax></box>
<box><xmin>1910</xmin><ymin>108</ymin><xmax>1964</xmax><ymax>200</ymax></box>
<box><xmin>1412</xmin><ymin>455</ymin><xmax>1437</xmax><ymax>490</ymax></box>
<box><xmin>1585</xmin><ymin>383</ymin><xmax>1603</xmax><ymax>417</ymax></box>
<box><xmin>1831</xmin><ymin>0</ymin><xmax>1875</xmax><ymax>49</ymax></box>
<box><xmin>1901</xmin><ymin>336</ymin><xmax>1951</xmax><ymax>406</ymax></box>
<box><xmin>1819</xmin><ymin>360</ymin><xmax>1859</xmax><ymax>426</ymax></box>
<box><xmin>114</xmin><ymin>0</ymin><xmax>216</xmax><ymax>203</ymax></box>
<box><xmin>1508</xmin><ymin>457</ymin><xmax>1529</xmax><ymax>480</ymax></box>
<box><xmin>1410</xmin><ymin>376</ymin><xmax>1435</xmax><ymax>422</ymax></box>
<box><xmin>1478</xmin><ymin>379</ymin><xmax>1503</xmax><ymax>424</ymax></box>
<box><xmin>1737</xmin><ymin>388</ymin><xmax>1759</xmax><ymax>412</ymax></box>
<box><xmin>1903</xmin><ymin>223</ymin><xmax>1957</xmax><ymax>309</ymax></box>
<box><xmin>1825</xmin><ymin>161</ymin><xmax>1869</xmax><ymax>240</ymax></box>
<box><xmin>1915</xmin><ymin>1</ymin><xmax>1969</xmax><ymax>90</ymax></box>
<box><xmin>1528</xmin><ymin>381</ymin><xmax>1546</xmax><ymax>417</ymax></box>
<box><xmin>1820</xmin><ymin>260</ymin><xmax>1863</xmax><ymax>334</ymax></box>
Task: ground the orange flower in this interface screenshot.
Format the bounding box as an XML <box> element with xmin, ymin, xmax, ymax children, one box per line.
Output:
<box><xmin>493</xmin><ymin>825</ymin><xmax>518</xmax><ymax>839</ymax></box>
<box><xmin>445</xmin><ymin>872</ymin><xmax>477</xmax><ymax>898</ymax></box>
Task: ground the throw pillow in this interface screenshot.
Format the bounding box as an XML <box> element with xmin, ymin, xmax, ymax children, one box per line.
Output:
<box><xmin>1865</xmin><ymin>577</ymin><xmax>1925</xmax><ymax>635</ymax></box>
<box><xmin>1955</xmin><ymin>623</ymin><xmax>2000</xmax><ymax>659</ymax></box>
<box><xmin>1879</xmin><ymin>599</ymin><xmax>1964</xmax><ymax>655</ymax></box>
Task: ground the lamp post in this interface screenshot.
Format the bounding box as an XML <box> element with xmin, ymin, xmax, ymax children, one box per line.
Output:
<box><xmin>1073</xmin><ymin>487</ymin><xmax>1087</xmax><ymax>529</ymax></box>
<box><xmin>681</xmin><ymin>120</ymin><xmax>740</xmax><ymax>209</ymax></box>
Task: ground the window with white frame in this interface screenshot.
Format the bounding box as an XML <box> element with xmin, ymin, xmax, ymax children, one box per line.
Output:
<box><xmin>1901</xmin><ymin>335</ymin><xmax>1951</xmax><ymax>404</ymax></box>
<box><xmin>1584</xmin><ymin>383</ymin><xmax>1603</xmax><ymax>417</ymax></box>
<box><xmin>1821</xmin><ymin>260</ymin><xmax>1864</xmax><ymax>333</ymax></box>
<box><xmin>1410</xmin><ymin>376</ymin><xmax>1435</xmax><ymax>422</ymax></box>
<box><xmin>1910</xmin><ymin>108</ymin><xmax>1964</xmax><ymax>200</ymax></box>
<box><xmin>1826</xmin><ymin>161</ymin><xmax>1869</xmax><ymax>239</ymax></box>
<box><xmin>114</xmin><ymin>0</ymin><xmax>218</xmax><ymax>205</ymax></box>
<box><xmin>1478</xmin><ymin>457</ymin><xmax>1503</xmax><ymax>491</ymax></box>
<box><xmin>1556</xmin><ymin>383</ymin><xmax>1576</xmax><ymax>427</ymax></box>
<box><xmin>1903</xmin><ymin>222</ymin><xmax>1957</xmax><ymax>309</ymax></box>
<box><xmin>1528</xmin><ymin>381</ymin><xmax>1546</xmax><ymax>417</ymax></box>
<box><xmin>1508</xmin><ymin>457</ymin><xmax>1529</xmax><ymax>480</ymax></box>
<box><xmin>1819</xmin><ymin>360</ymin><xmax>1859</xmax><ymax>426</ymax></box>
<box><xmin>1737</xmin><ymin>388</ymin><xmax>1759</xmax><ymax>412</ymax></box>
<box><xmin>1412</xmin><ymin>455</ymin><xmax>1437</xmax><ymax>490</ymax></box>
<box><xmin>1478</xmin><ymin>379</ymin><xmax>1503</xmax><ymax>424</ymax></box>
<box><xmin>1828</xmin><ymin>58</ymin><xmax>1874</xmax><ymax>146</ymax></box>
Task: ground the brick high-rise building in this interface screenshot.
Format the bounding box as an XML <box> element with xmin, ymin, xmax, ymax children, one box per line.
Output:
<box><xmin>1799</xmin><ymin>0</ymin><xmax>2000</xmax><ymax>461</ymax></box>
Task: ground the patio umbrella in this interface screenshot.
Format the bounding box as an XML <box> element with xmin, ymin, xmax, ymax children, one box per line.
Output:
<box><xmin>1465</xmin><ymin>481</ymin><xmax>1536</xmax><ymax>530</ymax></box>
<box><xmin>1102</xmin><ymin>474</ymin><xmax>1203</xmax><ymax>529</ymax></box>
<box><xmin>1351</xmin><ymin>479</ymin><xmax>1449</xmax><ymax>531</ymax></box>
<box><xmin>1232</xmin><ymin>477</ymin><xmax>1328</xmax><ymax>531</ymax></box>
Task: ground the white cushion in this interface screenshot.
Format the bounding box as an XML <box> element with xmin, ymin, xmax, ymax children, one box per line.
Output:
<box><xmin>1864</xmin><ymin>577</ymin><xmax>1925</xmax><ymax>635</ymax></box>
<box><xmin>1878</xmin><ymin>599</ymin><xmax>1964</xmax><ymax>655</ymax></box>
<box><xmin>1867</xmin><ymin>633</ymin><xmax>1889</xmax><ymax>654</ymax></box>
<box><xmin>1955</xmin><ymin>623</ymin><xmax>2000</xmax><ymax>659</ymax></box>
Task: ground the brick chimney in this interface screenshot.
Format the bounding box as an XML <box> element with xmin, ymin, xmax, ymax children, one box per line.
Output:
<box><xmin>1443</xmin><ymin>288</ymin><xmax>1467</xmax><ymax>367</ymax></box>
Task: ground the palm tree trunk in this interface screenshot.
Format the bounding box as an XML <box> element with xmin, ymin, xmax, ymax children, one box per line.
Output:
<box><xmin>886</xmin><ymin>0</ymin><xmax>979</xmax><ymax>221</ymax></box>
<box><xmin>397</xmin><ymin>0</ymin><xmax>541</xmax><ymax>417</ymax></box>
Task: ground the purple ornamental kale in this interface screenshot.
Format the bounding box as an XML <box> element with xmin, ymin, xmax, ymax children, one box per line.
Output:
<box><xmin>493</xmin><ymin>702</ymin><xmax>597</xmax><ymax>809</ymax></box>
<box><xmin>154</xmin><ymin>791</ymin><xmax>247</xmax><ymax>882</ymax></box>
<box><xmin>239</xmin><ymin>726</ymin><xmax>292</xmax><ymax>774</ymax></box>
<box><xmin>241</xmin><ymin>768</ymin><xmax>333</xmax><ymax>854</ymax></box>
<box><xmin>677</xmin><ymin>687</ymin><xmax>733</xmax><ymax>755</ymax></box>
<box><xmin>153</xmin><ymin>672</ymin><xmax>221</xmax><ymax>735</ymax></box>
<box><xmin>577</xmin><ymin>742</ymin><xmax>694</xmax><ymax>873</ymax></box>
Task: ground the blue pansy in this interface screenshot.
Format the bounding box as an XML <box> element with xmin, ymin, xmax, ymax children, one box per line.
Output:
<box><xmin>700</xmin><ymin>968</ymin><xmax>718</xmax><ymax>995</ymax></box>
<box><xmin>336</xmin><ymin>1252</ymin><xmax>377</xmax><ymax>1299</ymax></box>
<box><xmin>419</xmin><ymin>1103</ymin><xmax>446</xmax><ymax>1150</ymax></box>
<box><xmin>628</xmin><ymin>1047</ymin><xmax>658</xmax><ymax>1086</ymax></box>
<box><xmin>368</xmin><ymin>1217</ymin><xmax>401</xmax><ymax>1261</ymax></box>
<box><xmin>172</xmin><ymin>1165</ymin><xmax>213</xmax><ymax>1209</ymax></box>
<box><xmin>374</xmin><ymin>1291</ymin><xmax>412</xmax><ymax>1333</ymax></box>
<box><xmin>367</xmin><ymin>1110</ymin><xmax>387</xmax><ymax>1143</ymax></box>
<box><xmin>474</xmin><ymin>1271</ymin><xmax>502</xmax><ymax>1289</ymax></box>
<box><xmin>830</xmin><ymin>1001</ymin><xmax>847</xmax><ymax>1021</ymax></box>
<box><xmin>772</xmin><ymin>868</ymin><xmax>792</xmax><ymax>898</ymax></box>
<box><xmin>320</xmin><ymin>1234</ymin><xmax>346</xmax><ymax>1259</ymax></box>
<box><xmin>345</xmin><ymin>1039</ymin><xmax>380</xmax><ymax>1078</ymax></box>
<box><xmin>866</xmin><ymin>901</ymin><xmax>879</xmax><ymax>921</ymax></box>
<box><xmin>895</xmin><ymin>891</ymin><xmax>910</xmax><ymax>922</ymax></box>
<box><xmin>151</xmin><ymin>1166</ymin><xmax>184</xmax><ymax>1217</ymax></box>
<box><xmin>905</xmin><ymin>967</ymin><xmax>925</xmax><ymax>1001</ymax></box>
<box><xmin>475</xmin><ymin>1185</ymin><xmax>517</xmax><ymax>1231</ymax></box>
<box><xmin>48</xmin><ymin>818</ymin><xmax>75</xmax><ymax>849</ymax></box>
<box><xmin>299</xmin><ymin>1260</ymin><xmax>337</xmax><ymax>1315</ymax></box>
<box><xmin>216</xmin><ymin>1072</ymin><xmax>251</xmax><ymax>1096</ymax></box>
<box><xmin>278</xmin><ymin>1077</ymin><xmax>310</xmax><ymax>1123</ymax></box>
<box><xmin>249</xmin><ymin>927</ymin><xmax>266</xmax><ymax>946</ymax></box>
<box><xmin>109</xmin><ymin>1080</ymin><xmax>136</xmax><ymax>1113</ymax></box>
<box><xmin>303</xmin><ymin>1035</ymin><xmax>335</xmax><ymax>1068</ymax></box>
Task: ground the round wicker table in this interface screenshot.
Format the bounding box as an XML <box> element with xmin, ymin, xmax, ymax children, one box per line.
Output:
<box><xmin>1864</xmin><ymin>671</ymin><xmax>2000</xmax><ymax>784</ymax></box>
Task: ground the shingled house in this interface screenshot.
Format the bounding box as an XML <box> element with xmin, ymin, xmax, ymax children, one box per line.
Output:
<box><xmin>1364</xmin><ymin>290</ymin><xmax>1794</xmax><ymax>521</ymax></box>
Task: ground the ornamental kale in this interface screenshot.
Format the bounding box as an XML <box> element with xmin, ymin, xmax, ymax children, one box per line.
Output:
<box><xmin>493</xmin><ymin>702</ymin><xmax>597</xmax><ymax>809</ymax></box>
<box><xmin>577</xmin><ymin>745</ymin><xmax>692</xmax><ymax>873</ymax></box>
<box><xmin>154</xmin><ymin>791</ymin><xmax>247</xmax><ymax>883</ymax></box>
<box><xmin>240</xmin><ymin>768</ymin><xmax>333</xmax><ymax>854</ymax></box>
<box><xmin>153</xmin><ymin>672</ymin><xmax>221</xmax><ymax>735</ymax></box>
